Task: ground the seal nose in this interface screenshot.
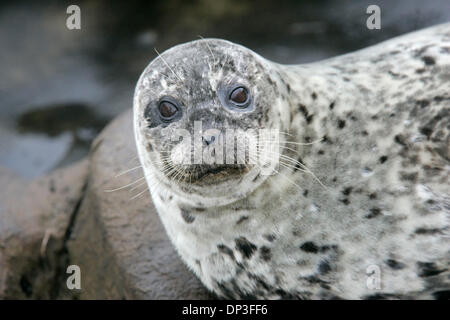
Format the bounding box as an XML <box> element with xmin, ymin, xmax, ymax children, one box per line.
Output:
<box><xmin>202</xmin><ymin>135</ymin><xmax>216</xmax><ymax>146</ymax></box>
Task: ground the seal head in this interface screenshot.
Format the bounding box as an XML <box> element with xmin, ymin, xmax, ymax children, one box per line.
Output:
<box><xmin>134</xmin><ymin>39</ymin><xmax>287</xmax><ymax>207</ymax></box>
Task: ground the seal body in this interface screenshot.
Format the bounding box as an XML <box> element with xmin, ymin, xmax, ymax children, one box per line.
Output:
<box><xmin>134</xmin><ymin>23</ymin><xmax>450</xmax><ymax>299</ymax></box>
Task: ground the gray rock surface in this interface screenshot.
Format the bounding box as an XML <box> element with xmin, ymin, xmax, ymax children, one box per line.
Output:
<box><xmin>0</xmin><ymin>159</ymin><xmax>88</xmax><ymax>299</ymax></box>
<box><xmin>0</xmin><ymin>109</ymin><xmax>212</xmax><ymax>299</ymax></box>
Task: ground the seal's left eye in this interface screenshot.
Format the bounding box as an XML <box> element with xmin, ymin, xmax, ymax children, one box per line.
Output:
<box><xmin>229</xmin><ymin>87</ymin><xmax>248</xmax><ymax>105</ymax></box>
<box><xmin>159</xmin><ymin>101</ymin><xmax>178</xmax><ymax>120</ymax></box>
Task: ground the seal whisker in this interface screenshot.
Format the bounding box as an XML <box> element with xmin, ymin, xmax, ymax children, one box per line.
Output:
<box><xmin>129</xmin><ymin>187</ymin><xmax>149</xmax><ymax>201</ymax></box>
<box><xmin>256</xmin><ymin>150</ymin><xmax>326</xmax><ymax>189</ymax></box>
<box><xmin>258</xmin><ymin>138</ymin><xmax>324</xmax><ymax>146</ymax></box>
<box><xmin>219</xmin><ymin>53</ymin><xmax>230</xmax><ymax>77</ymax></box>
<box><xmin>154</xmin><ymin>48</ymin><xmax>183</xmax><ymax>82</ymax></box>
<box><xmin>277</xmin><ymin>160</ymin><xmax>308</xmax><ymax>173</ymax></box>
<box><xmin>104</xmin><ymin>176</ymin><xmax>146</xmax><ymax>192</ymax></box>
<box><xmin>129</xmin><ymin>180</ymin><xmax>148</xmax><ymax>193</ymax></box>
<box><xmin>248</xmin><ymin>154</ymin><xmax>304</xmax><ymax>191</ymax></box>
<box><xmin>198</xmin><ymin>35</ymin><xmax>216</xmax><ymax>66</ymax></box>
<box><xmin>114</xmin><ymin>165</ymin><xmax>143</xmax><ymax>178</ymax></box>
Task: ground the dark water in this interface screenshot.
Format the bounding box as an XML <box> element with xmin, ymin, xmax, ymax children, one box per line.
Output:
<box><xmin>0</xmin><ymin>0</ymin><xmax>449</xmax><ymax>178</ymax></box>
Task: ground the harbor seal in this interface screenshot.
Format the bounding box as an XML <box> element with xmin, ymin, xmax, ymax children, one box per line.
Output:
<box><xmin>134</xmin><ymin>23</ymin><xmax>450</xmax><ymax>299</ymax></box>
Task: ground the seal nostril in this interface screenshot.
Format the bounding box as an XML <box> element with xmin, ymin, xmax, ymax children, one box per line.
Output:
<box><xmin>202</xmin><ymin>135</ymin><xmax>215</xmax><ymax>146</ymax></box>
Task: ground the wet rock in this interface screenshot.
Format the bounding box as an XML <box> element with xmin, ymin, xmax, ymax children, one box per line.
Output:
<box><xmin>0</xmin><ymin>109</ymin><xmax>211</xmax><ymax>299</ymax></box>
<box><xmin>0</xmin><ymin>160</ymin><xmax>88</xmax><ymax>299</ymax></box>
<box><xmin>63</xmin><ymin>109</ymin><xmax>211</xmax><ymax>299</ymax></box>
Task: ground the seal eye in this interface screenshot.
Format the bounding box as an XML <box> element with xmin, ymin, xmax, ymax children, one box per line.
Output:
<box><xmin>229</xmin><ymin>86</ymin><xmax>249</xmax><ymax>105</ymax></box>
<box><xmin>159</xmin><ymin>100</ymin><xmax>178</xmax><ymax>120</ymax></box>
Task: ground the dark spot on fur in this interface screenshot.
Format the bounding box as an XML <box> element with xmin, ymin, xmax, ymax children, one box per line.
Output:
<box><xmin>394</xmin><ymin>134</ymin><xmax>407</xmax><ymax>146</ymax></box>
<box><xmin>311</xmin><ymin>92</ymin><xmax>317</xmax><ymax>100</ymax></box>
<box><xmin>386</xmin><ymin>259</ymin><xmax>405</xmax><ymax>270</ymax></box>
<box><xmin>364</xmin><ymin>293</ymin><xmax>402</xmax><ymax>300</ymax></box>
<box><xmin>337</xmin><ymin>119</ymin><xmax>346</xmax><ymax>129</ymax></box>
<box><xmin>422</xmin><ymin>56</ymin><xmax>435</xmax><ymax>65</ymax></box>
<box><xmin>217</xmin><ymin>244</ymin><xmax>235</xmax><ymax>260</ymax></box>
<box><xmin>399</xmin><ymin>171</ymin><xmax>418</xmax><ymax>182</ymax></box>
<box><xmin>318</xmin><ymin>260</ymin><xmax>332</xmax><ymax>274</ymax></box>
<box><xmin>306</xmin><ymin>114</ymin><xmax>314</xmax><ymax>124</ymax></box>
<box><xmin>235</xmin><ymin>237</ymin><xmax>257</xmax><ymax>259</ymax></box>
<box><xmin>292</xmin><ymin>230</ymin><xmax>301</xmax><ymax>237</ymax></box>
<box><xmin>417</xmin><ymin>262</ymin><xmax>447</xmax><ymax>277</ymax></box>
<box><xmin>379</xmin><ymin>156</ymin><xmax>388</xmax><ymax>164</ymax></box>
<box><xmin>303</xmin><ymin>189</ymin><xmax>309</xmax><ymax>197</ymax></box>
<box><xmin>433</xmin><ymin>95</ymin><xmax>450</xmax><ymax>102</ymax></box>
<box><xmin>361</xmin><ymin>130</ymin><xmax>369</xmax><ymax>136</ymax></box>
<box><xmin>369</xmin><ymin>193</ymin><xmax>377</xmax><ymax>199</ymax></box>
<box><xmin>423</xmin><ymin>165</ymin><xmax>443</xmax><ymax>176</ymax></box>
<box><xmin>342</xmin><ymin>187</ymin><xmax>353</xmax><ymax>196</ymax></box>
<box><xmin>294</xmin><ymin>157</ymin><xmax>305</xmax><ymax>172</ymax></box>
<box><xmin>318</xmin><ymin>150</ymin><xmax>324</xmax><ymax>155</ymax></box>
<box><xmin>259</xmin><ymin>246</ymin><xmax>272</xmax><ymax>261</ymax></box>
<box><xmin>298</xmin><ymin>104</ymin><xmax>309</xmax><ymax>118</ymax></box>
<box><xmin>320</xmin><ymin>244</ymin><xmax>338</xmax><ymax>253</ymax></box>
<box><xmin>416</xmin><ymin>100</ymin><xmax>430</xmax><ymax>108</ymax></box>
<box><xmin>300</xmin><ymin>241</ymin><xmax>319</xmax><ymax>254</ymax></box>
<box><xmin>236</xmin><ymin>216</ymin><xmax>249</xmax><ymax>225</ymax></box>
<box><xmin>416</xmin><ymin>68</ymin><xmax>426</xmax><ymax>74</ymax></box>
<box><xmin>329</xmin><ymin>102</ymin><xmax>335</xmax><ymax>110</ymax></box>
<box><xmin>415</xmin><ymin>227</ymin><xmax>442</xmax><ymax>235</ymax></box>
<box><xmin>263</xmin><ymin>234</ymin><xmax>276</xmax><ymax>242</ymax></box>
<box><xmin>194</xmin><ymin>207</ymin><xmax>205</xmax><ymax>212</ymax></box>
<box><xmin>216</xmin><ymin>281</ymin><xmax>235</xmax><ymax>299</ymax></box>
<box><xmin>366</xmin><ymin>207</ymin><xmax>381</xmax><ymax>219</ymax></box>
<box><xmin>433</xmin><ymin>290</ymin><xmax>450</xmax><ymax>300</ymax></box>
<box><xmin>388</xmin><ymin>70</ymin><xmax>401</xmax><ymax>77</ymax></box>
<box><xmin>303</xmin><ymin>276</ymin><xmax>329</xmax><ymax>285</ymax></box>
<box><xmin>420</xmin><ymin>126</ymin><xmax>433</xmax><ymax>139</ymax></box>
<box><xmin>147</xmin><ymin>143</ymin><xmax>153</xmax><ymax>151</ymax></box>
<box><xmin>339</xmin><ymin>198</ymin><xmax>350</xmax><ymax>205</ymax></box>
<box><xmin>275</xmin><ymin>289</ymin><xmax>299</xmax><ymax>300</ymax></box>
<box><xmin>332</xmin><ymin>177</ymin><xmax>337</xmax><ymax>182</ymax></box>
<box><xmin>286</xmin><ymin>84</ymin><xmax>291</xmax><ymax>93</ymax></box>
<box><xmin>181</xmin><ymin>209</ymin><xmax>195</xmax><ymax>223</ymax></box>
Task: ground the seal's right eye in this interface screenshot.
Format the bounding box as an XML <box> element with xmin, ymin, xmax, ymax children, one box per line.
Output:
<box><xmin>229</xmin><ymin>87</ymin><xmax>248</xmax><ymax>105</ymax></box>
<box><xmin>159</xmin><ymin>100</ymin><xmax>179</xmax><ymax>121</ymax></box>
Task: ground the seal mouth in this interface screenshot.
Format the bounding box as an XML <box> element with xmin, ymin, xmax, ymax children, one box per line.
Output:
<box><xmin>169</xmin><ymin>164</ymin><xmax>249</xmax><ymax>186</ymax></box>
